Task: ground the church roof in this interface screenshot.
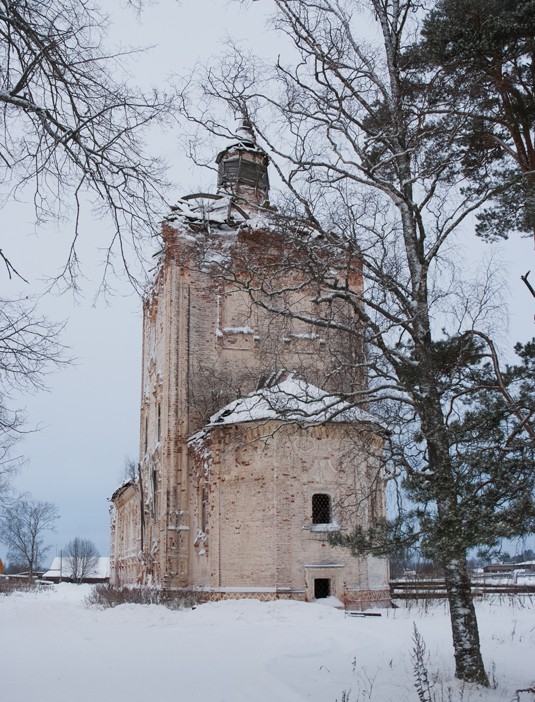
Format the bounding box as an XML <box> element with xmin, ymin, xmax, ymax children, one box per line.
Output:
<box><xmin>165</xmin><ymin>193</ymin><xmax>249</xmax><ymax>229</ymax></box>
<box><xmin>163</xmin><ymin>119</ymin><xmax>270</xmax><ymax>234</ymax></box>
<box><xmin>215</xmin><ymin>117</ymin><xmax>268</xmax><ymax>162</ymax></box>
<box><xmin>200</xmin><ymin>375</ymin><xmax>379</xmax><ymax>432</ymax></box>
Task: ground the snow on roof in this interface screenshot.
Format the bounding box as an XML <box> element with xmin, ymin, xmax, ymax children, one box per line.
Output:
<box><xmin>161</xmin><ymin>196</ymin><xmax>281</xmax><ymax>276</ymax></box>
<box><xmin>110</xmin><ymin>478</ymin><xmax>137</xmax><ymax>502</ymax></box>
<box><xmin>215</xmin><ymin>117</ymin><xmax>268</xmax><ymax>160</ymax></box>
<box><xmin>43</xmin><ymin>556</ymin><xmax>110</xmax><ymax>580</ymax></box>
<box><xmin>165</xmin><ymin>194</ymin><xmax>249</xmax><ymax>230</ymax></box>
<box><xmin>196</xmin><ymin>375</ymin><xmax>379</xmax><ymax>436</ymax></box>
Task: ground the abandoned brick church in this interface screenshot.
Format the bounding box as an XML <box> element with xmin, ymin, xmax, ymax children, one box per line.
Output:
<box><xmin>109</xmin><ymin>122</ymin><xmax>390</xmax><ymax>606</ymax></box>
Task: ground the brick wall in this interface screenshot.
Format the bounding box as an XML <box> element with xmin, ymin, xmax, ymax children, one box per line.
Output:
<box><xmin>111</xmin><ymin>215</ymin><xmax>390</xmax><ymax>606</ymax></box>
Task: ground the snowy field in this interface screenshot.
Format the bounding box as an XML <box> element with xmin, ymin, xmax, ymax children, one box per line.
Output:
<box><xmin>0</xmin><ymin>584</ymin><xmax>533</xmax><ymax>702</ymax></box>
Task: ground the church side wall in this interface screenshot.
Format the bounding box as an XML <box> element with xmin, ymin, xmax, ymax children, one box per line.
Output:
<box><xmin>188</xmin><ymin>421</ymin><xmax>390</xmax><ymax>605</ymax></box>
<box><xmin>110</xmin><ymin>484</ymin><xmax>142</xmax><ymax>585</ymax></box>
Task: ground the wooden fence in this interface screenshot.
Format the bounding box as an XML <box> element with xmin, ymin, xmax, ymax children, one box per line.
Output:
<box><xmin>390</xmin><ymin>578</ymin><xmax>535</xmax><ymax>599</ymax></box>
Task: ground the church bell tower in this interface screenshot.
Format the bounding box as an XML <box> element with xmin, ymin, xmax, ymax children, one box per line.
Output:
<box><xmin>216</xmin><ymin>118</ymin><xmax>270</xmax><ymax>209</ymax></box>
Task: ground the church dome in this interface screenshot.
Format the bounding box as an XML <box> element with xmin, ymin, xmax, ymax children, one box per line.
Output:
<box><xmin>216</xmin><ymin>118</ymin><xmax>269</xmax><ymax>207</ymax></box>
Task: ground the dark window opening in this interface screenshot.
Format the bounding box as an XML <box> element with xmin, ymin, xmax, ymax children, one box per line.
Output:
<box><xmin>314</xmin><ymin>578</ymin><xmax>331</xmax><ymax>599</ymax></box>
<box><xmin>152</xmin><ymin>470</ymin><xmax>158</xmax><ymax>520</ymax></box>
<box><xmin>144</xmin><ymin>416</ymin><xmax>148</xmax><ymax>454</ymax></box>
<box><xmin>312</xmin><ymin>493</ymin><xmax>331</xmax><ymax>524</ymax></box>
<box><xmin>201</xmin><ymin>488</ymin><xmax>207</xmax><ymax>532</ymax></box>
<box><xmin>157</xmin><ymin>403</ymin><xmax>161</xmax><ymax>443</ymax></box>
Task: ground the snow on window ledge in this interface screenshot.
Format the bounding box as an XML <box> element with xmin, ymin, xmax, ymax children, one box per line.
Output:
<box><xmin>307</xmin><ymin>523</ymin><xmax>341</xmax><ymax>533</ymax></box>
<box><xmin>221</xmin><ymin>326</ymin><xmax>255</xmax><ymax>335</ymax></box>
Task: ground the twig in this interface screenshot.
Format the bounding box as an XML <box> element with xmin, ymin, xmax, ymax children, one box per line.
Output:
<box><xmin>520</xmin><ymin>271</ymin><xmax>535</xmax><ymax>298</ymax></box>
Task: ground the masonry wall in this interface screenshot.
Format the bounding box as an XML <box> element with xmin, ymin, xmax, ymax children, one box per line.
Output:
<box><xmin>188</xmin><ymin>421</ymin><xmax>390</xmax><ymax>604</ymax></box>
<box><xmin>110</xmin><ymin>483</ymin><xmax>142</xmax><ymax>586</ymax></box>
<box><xmin>110</xmin><ymin>215</ymin><xmax>388</xmax><ymax>602</ymax></box>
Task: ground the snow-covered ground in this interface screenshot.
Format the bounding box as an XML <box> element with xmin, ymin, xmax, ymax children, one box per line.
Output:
<box><xmin>0</xmin><ymin>584</ymin><xmax>533</xmax><ymax>702</ymax></box>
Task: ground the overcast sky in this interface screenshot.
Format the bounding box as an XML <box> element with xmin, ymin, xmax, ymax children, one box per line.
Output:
<box><xmin>1</xmin><ymin>0</ymin><xmax>533</xmax><ymax>561</ymax></box>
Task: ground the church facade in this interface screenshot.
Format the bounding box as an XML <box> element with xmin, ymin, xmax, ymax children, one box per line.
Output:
<box><xmin>109</xmin><ymin>123</ymin><xmax>390</xmax><ymax>606</ymax></box>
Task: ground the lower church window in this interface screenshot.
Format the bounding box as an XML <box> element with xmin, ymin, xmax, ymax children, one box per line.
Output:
<box><xmin>312</xmin><ymin>493</ymin><xmax>331</xmax><ymax>524</ymax></box>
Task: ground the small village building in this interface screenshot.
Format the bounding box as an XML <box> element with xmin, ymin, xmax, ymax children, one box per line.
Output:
<box><xmin>42</xmin><ymin>556</ymin><xmax>110</xmax><ymax>584</ymax></box>
<box><xmin>109</xmin><ymin>121</ymin><xmax>390</xmax><ymax>607</ymax></box>
<box><xmin>482</xmin><ymin>561</ymin><xmax>535</xmax><ymax>575</ymax></box>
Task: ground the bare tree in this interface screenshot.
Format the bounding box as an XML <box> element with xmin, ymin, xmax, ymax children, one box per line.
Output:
<box><xmin>63</xmin><ymin>537</ymin><xmax>99</xmax><ymax>583</ymax></box>
<box><xmin>0</xmin><ymin>0</ymin><xmax>175</xmax><ymax>505</ymax></box>
<box><xmin>0</xmin><ymin>498</ymin><xmax>59</xmax><ymax>576</ymax></box>
<box><xmin>0</xmin><ymin>296</ymin><xmax>67</xmax><ymax>397</ymax></box>
<box><xmin>0</xmin><ymin>0</ymin><xmax>178</xmax><ymax>289</ymax></box>
<box><xmin>0</xmin><ymin>297</ymin><xmax>67</xmax><ymax>497</ymax></box>
<box><xmin>122</xmin><ymin>457</ymin><xmax>139</xmax><ymax>484</ymax></box>
<box><xmin>0</xmin><ymin>296</ymin><xmax>68</xmax><ymax>503</ymax></box>
<box><xmin>180</xmin><ymin>0</ymin><xmax>535</xmax><ymax>685</ymax></box>
<box><xmin>0</xmin><ymin>428</ymin><xmax>19</xmax><ymax>509</ymax></box>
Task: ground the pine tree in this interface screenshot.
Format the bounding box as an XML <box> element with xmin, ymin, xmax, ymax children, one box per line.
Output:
<box><xmin>410</xmin><ymin>0</ymin><xmax>535</xmax><ymax>241</ymax></box>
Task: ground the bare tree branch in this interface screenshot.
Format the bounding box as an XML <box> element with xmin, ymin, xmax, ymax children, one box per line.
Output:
<box><xmin>0</xmin><ymin>0</ymin><xmax>180</xmax><ymax>289</ymax></box>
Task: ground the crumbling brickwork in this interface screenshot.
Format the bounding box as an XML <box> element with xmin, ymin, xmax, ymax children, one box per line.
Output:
<box><xmin>110</xmin><ymin>124</ymin><xmax>390</xmax><ymax>606</ymax></box>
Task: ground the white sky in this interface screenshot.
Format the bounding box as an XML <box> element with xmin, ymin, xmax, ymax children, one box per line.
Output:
<box><xmin>1</xmin><ymin>0</ymin><xmax>533</xmax><ymax>560</ymax></box>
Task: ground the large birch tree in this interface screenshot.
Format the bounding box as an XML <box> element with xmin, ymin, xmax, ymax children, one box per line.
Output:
<box><xmin>181</xmin><ymin>0</ymin><xmax>535</xmax><ymax>685</ymax></box>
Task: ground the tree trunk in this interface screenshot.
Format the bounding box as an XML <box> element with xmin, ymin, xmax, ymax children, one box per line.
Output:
<box><xmin>443</xmin><ymin>557</ymin><xmax>489</xmax><ymax>685</ymax></box>
<box><xmin>420</xmin><ymin>383</ymin><xmax>489</xmax><ymax>686</ymax></box>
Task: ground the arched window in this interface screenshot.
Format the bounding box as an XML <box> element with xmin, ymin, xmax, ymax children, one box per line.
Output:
<box><xmin>312</xmin><ymin>493</ymin><xmax>331</xmax><ymax>524</ymax></box>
